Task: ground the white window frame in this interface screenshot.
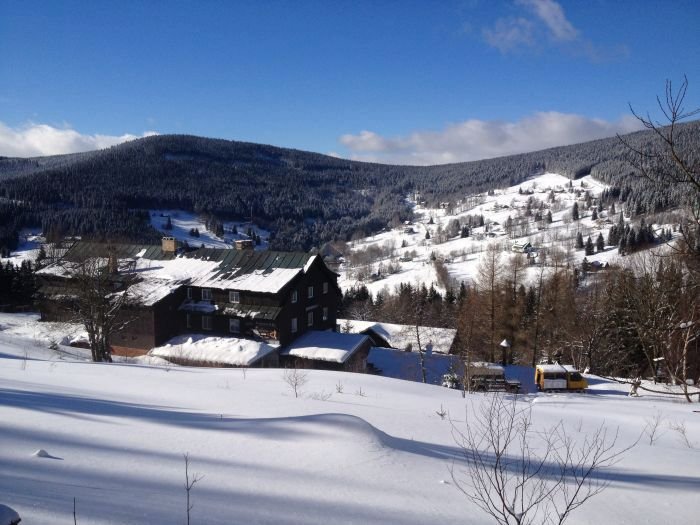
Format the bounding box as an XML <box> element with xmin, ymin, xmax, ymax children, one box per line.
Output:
<box><xmin>229</xmin><ymin>291</ymin><xmax>240</xmax><ymax>304</ymax></box>
<box><xmin>291</xmin><ymin>317</ymin><xmax>298</xmax><ymax>333</ymax></box>
<box><xmin>229</xmin><ymin>318</ymin><xmax>240</xmax><ymax>333</ymax></box>
<box><xmin>323</xmin><ymin>282</ymin><xmax>329</xmax><ymax>295</ymax></box>
<box><xmin>322</xmin><ymin>307</ymin><xmax>328</xmax><ymax>321</ymax></box>
<box><xmin>201</xmin><ymin>288</ymin><xmax>212</xmax><ymax>301</ymax></box>
<box><xmin>187</xmin><ymin>287</ymin><xmax>193</xmax><ymax>300</ymax></box>
<box><xmin>307</xmin><ymin>285</ymin><xmax>314</xmax><ymax>299</ymax></box>
<box><xmin>186</xmin><ymin>313</ymin><xmax>192</xmax><ymax>328</ymax></box>
<box><xmin>307</xmin><ymin>311</ymin><xmax>314</xmax><ymax>327</ymax></box>
<box><xmin>202</xmin><ymin>315</ymin><xmax>213</xmax><ymax>330</ymax></box>
<box><xmin>291</xmin><ymin>290</ymin><xmax>298</xmax><ymax>303</ymax></box>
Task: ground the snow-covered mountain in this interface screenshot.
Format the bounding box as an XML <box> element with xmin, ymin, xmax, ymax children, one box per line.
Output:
<box><xmin>338</xmin><ymin>172</ymin><xmax>676</xmax><ymax>295</ymax></box>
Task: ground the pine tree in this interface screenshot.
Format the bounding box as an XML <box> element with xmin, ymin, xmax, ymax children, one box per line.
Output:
<box><xmin>576</xmin><ymin>232</ymin><xmax>584</xmax><ymax>249</ymax></box>
<box><xmin>546</xmin><ymin>210</ymin><xmax>552</xmax><ymax>224</ymax></box>
<box><xmin>585</xmin><ymin>236</ymin><xmax>595</xmax><ymax>255</ymax></box>
<box><xmin>572</xmin><ymin>202</ymin><xmax>580</xmax><ymax>221</ymax></box>
<box><xmin>596</xmin><ymin>233</ymin><xmax>605</xmax><ymax>252</ymax></box>
<box><xmin>591</xmin><ymin>208</ymin><xmax>598</xmax><ymax>220</ymax></box>
<box><xmin>619</xmin><ymin>233</ymin><xmax>627</xmax><ymax>255</ymax></box>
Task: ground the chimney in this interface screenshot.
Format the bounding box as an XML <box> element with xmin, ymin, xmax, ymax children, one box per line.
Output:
<box><xmin>107</xmin><ymin>250</ymin><xmax>119</xmax><ymax>274</ymax></box>
<box><xmin>234</xmin><ymin>239</ymin><xmax>254</xmax><ymax>251</ymax></box>
<box><xmin>162</xmin><ymin>236</ymin><xmax>177</xmax><ymax>254</ymax></box>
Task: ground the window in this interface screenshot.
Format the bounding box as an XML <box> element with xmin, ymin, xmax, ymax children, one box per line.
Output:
<box><xmin>291</xmin><ymin>290</ymin><xmax>298</xmax><ymax>303</ymax></box>
<box><xmin>186</xmin><ymin>313</ymin><xmax>192</xmax><ymax>328</ymax></box>
<box><xmin>323</xmin><ymin>282</ymin><xmax>329</xmax><ymax>294</ymax></box>
<box><xmin>229</xmin><ymin>318</ymin><xmax>240</xmax><ymax>333</ymax></box>
<box><xmin>187</xmin><ymin>287</ymin><xmax>193</xmax><ymax>300</ymax></box>
<box><xmin>201</xmin><ymin>288</ymin><xmax>212</xmax><ymax>301</ymax></box>
<box><xmin>229</xmin><ymin>291</ymin><xmax>240</xmax><ymax>304</ymax></box>
<box><xmin>291</xmin><ymin>317</ymin><xmax>298</xmax><ymax>333</ymax></box>
<box><xmin>307</xmin><ymin>311</ymin><xmax>314</xmax><ymax>327</ymax></box>
<box><xmin>322</xmin><ymin>307</ymin><xmax>328</xmax><ymax>321</ymax></box>
<box><xmin>202</xmin><ymin>316</ymin><xmax>213</xmax><ymax>330</ymax></box>
<box><xmin>307</xmin><ymin>285</ymin><xmax>314</xmax><ymax>299</ymax></box>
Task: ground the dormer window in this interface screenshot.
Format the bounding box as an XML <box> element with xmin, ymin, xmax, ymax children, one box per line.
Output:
<box><xmin>307</xmin><ymin>285</ymin><xmax>314</xmax><ymax>299</ymax></box>
<box><xmin>291</xmin><ymin>290</ymin><xmax>298</xmax><ymax>303</ymax></box>
<box><xmin>229</xmin><ymin>291</ymin><xmax>240</xmax><ymax>304</ymax></box>
<box><xmin>187</xmin><ymin>287</ymin><xmax>193</xmax><ymax>300</ymax></box>
<box><xmin>323</xmin><ymin>282</ymin><xmax>329</xmax><ymax>294</ymax></box>
<box><xmin>201</xmin><ymin>288</ymin><xmax>212</xmax><ymax>301</ymax></box>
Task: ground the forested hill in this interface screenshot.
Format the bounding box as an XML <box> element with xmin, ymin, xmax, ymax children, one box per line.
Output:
<box><xmin>0</xmin><ymin>121</ymin><xmax>698</xmax><ymax>252</ymax></box>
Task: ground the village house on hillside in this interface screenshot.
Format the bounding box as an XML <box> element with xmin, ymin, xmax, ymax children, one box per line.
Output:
<box><xmin>36</xmin><ymin>237</ymin><xmax>364</xmax><ymax>369</ymax></box>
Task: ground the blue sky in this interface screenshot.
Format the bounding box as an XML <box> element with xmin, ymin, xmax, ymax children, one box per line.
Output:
<box><xmin>1</xmin><ymin>0</ymin><xmax>698</xmax><ymax>163</ymax></box>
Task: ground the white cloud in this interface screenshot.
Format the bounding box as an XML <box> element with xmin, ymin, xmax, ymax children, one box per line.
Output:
<box><xmin>483</xmin><ymin>0</ymin><xmax>621</xmax><ymax>59</ymax></box>
<box><xmin>483</xmin><ymin>17</ymin><xmax>535</xmax><ymax>53</ymax></box>
<box><xmin>0</xmin><ymin>121</ymin><xmax>158</xmax><ymax>157</ymax></box>
<box><xmin>339</xmin><ymin>112</ymin><xmax>643</xmax><ymax>166</ymax></box>
<box><xmin>516</xmin><ymin>0</ymin><xmax>577</xmax><ymax>42</ymax></box>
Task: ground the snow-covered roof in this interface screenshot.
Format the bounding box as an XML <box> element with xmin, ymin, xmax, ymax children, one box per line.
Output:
<box><xmin>537</xmin><ymin>364</ymin><xmax>567</xmax><ymax>373</ymax></box>
<box><xmin>149</xmin><ymin>334</ymin><xmax>277</xmax><ymax>366</ymax></box>
<box><xmin>128</xmin><ymin>277</ymin><xmax>184</xmax><ymax>307</ymax></box>
<box><xmin>281</xmin><ymin>331</ymin><xmax>369</xmax><ymax>364</ymax></box>
<box><xmin>37</xmin><ymin>241</ymin><xmax>323</xmax><ymax>306</ymax></box>
<box><xmin>337</xmin><ymin>319</ymin><xmax>456</xmax><ymax>354</ymax></box>
<box><xmin>562</xmin><ymin>364</ymin><xmax>581</xmax><ymax>372</ymax></box>
<box><xmin>468</xmin><ymin>361</ymin><xmax>505</xmax><ymax>371</ymax></box>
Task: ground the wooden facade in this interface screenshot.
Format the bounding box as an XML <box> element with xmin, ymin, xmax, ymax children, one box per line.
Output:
<box><xmin>37</xmin><ymin>241</ymin><xmax>344</xmax><ymax>363</ymax></box>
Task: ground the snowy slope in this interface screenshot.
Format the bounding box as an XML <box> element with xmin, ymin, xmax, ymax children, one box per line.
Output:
<box><xmin>339</xmin><ymin>173</ymin><xmax>678</xmax><ymax>296</ymax></box>
<box><xmin>149</xmin><ymin>209</ymin><xmax>270</xmax><ymax>250</ymax></box>
<box><xmin>0</xmin><ymin>312</ymin><xmax>698</xmax><ymax>524</ymax></box>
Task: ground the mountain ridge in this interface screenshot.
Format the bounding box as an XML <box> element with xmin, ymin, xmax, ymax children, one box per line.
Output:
<box><xmin>0</xmin><ymin>121</ymin><xmax>698</xmax><ymax>252</ymax></box>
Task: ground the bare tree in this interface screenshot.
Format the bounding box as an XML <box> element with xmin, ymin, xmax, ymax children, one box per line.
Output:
<box><xmin>477</xmin><ymin>244</ymin><xmax>503</xmax><ymax>362</ymax></box>
<box><xmin>451</xmin><ymin>394</ymin><xmax>634</xmax><ymax>525</ymax></box>
<box><xmin>184</xmin><ymin>453</ymin><xmax>203</xmax><ymax>525</ymax></box>
<box><xmin>37</xmin><ymin>245</ymin><xmax>140</xmax><ymax>362</ymax></box>
<box><xmin>620</xmin><ymin>76</ymin><xmax>700</xmax><ymax>281</ymax></box>
<box><xmin>643</xmin><ymin>411</ymin><xmax>665</xmax><ymax>446</ymax></box>
<box><xmin>283</xmin><ymin>367</ymin><xmax>309</xmax><ymax>398</ymax></box>
<box><xmin>64</xmin><ymin>249</ymin><xmax>138</xmax><ymax>362</ymax></box>
<box><xmin>621</xmin><ymin>254</ymin><xmax>699</xmax><ymax>402</ymax></box>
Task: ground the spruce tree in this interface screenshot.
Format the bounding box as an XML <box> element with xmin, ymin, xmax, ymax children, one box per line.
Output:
<box><xmin>572</xmin><ymin>202</ymin><xmax>580</xmax><ymax>221</ymax></box>
<box><xmin>596</xmin><ymin>233</ymin><xmax>605</xmax><ymax>252</ymax></box>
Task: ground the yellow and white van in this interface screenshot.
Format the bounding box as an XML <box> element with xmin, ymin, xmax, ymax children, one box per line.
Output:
<box><xmin>535</xmin><ymin>364</ymin><xmax>587</xmax><ymax>392</ymax></box>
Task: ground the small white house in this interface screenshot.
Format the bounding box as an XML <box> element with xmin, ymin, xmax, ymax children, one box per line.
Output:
<box><xmin>512</xmin><ymin>241</ymin><xmax>532</xmax><ymax>253</ymax></box>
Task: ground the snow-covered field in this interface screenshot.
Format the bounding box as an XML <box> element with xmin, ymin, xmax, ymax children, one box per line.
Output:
<box><xmin>149</xmin><ymin>209</ymin><xmax>270</xmax><ymax>250</ymax></box>
<box><xmin>0</xmin><ymin>228</ymin><xmax>43</xmax><ymax>266</ymax></box>
<box><xmin>338</xmin><ymin>173</ymin><xmax>676</xmax><ymax>296</ymax></box>
<box><xmin>1</xmin><ymin>312</ymin><xmax>698</xmax><ymax>524</ymax></box>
